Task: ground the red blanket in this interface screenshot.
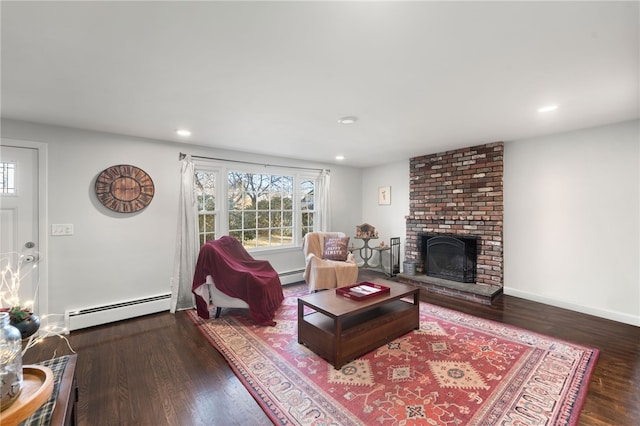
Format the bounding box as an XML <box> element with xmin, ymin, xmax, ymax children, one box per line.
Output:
<box><xmin>192</xmin><ymin>236</ymin><xmax>284</xmax><ymax>326</ymax></box>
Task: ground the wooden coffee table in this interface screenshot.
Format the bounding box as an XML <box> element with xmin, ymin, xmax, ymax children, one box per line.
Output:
<box><xmin>297</xmin><ymin>280</ymin><xmax>420</xmax><ymax>369</ymax></box>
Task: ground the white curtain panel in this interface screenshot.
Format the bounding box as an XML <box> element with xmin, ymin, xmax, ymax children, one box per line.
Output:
<box><xmin>316</xmin><ymin>169</ymin><xmax>331</xmax><ymax>232</ymax></box>
<box><xmin>170</xmin><ymin>155</ymin><xmax>200</xmax><ymax>313</ymax></box>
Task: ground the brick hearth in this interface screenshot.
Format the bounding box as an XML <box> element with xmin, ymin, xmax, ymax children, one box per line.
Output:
<box><xmin>401</xmin><ymin>142</ymin><xmax>504</xmax><ymax>303</ymax></box>
<box><xmin>398</xmin><ymin>273</ymin><xmax>503</xmax><ymax>305</ymax></box>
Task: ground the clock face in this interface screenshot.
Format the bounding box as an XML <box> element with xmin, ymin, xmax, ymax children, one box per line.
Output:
<box><xmin>95</xmin><ymin>165</ymin><xmax>155</xmax><ymax>213</ymax></box>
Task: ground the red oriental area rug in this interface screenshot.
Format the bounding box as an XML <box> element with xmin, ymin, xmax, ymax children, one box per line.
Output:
<box><xmin>187</xmin><ymin>286</ymin><xmax>599</xmax><ymax>425</ymax></box>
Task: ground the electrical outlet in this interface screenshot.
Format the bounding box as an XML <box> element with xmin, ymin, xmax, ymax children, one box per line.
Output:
<box><xmin>51</xmin><ymin>224</ymin><xmax>74</xmax><ymax>236</ymax></box>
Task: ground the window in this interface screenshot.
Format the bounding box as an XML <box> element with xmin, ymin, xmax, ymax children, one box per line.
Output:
<box><xmin>195</xmin><ymin>170</ymin><xmax>217</xmax><ymax>246</ymax></box>
<box><xmin>300</xmin><ymin>179</ymin><xmax>315</xmax><ymax>238</ymax></box>
<box><xmin>194</xmin><ymin>163</ymin><xmax>320</xmax><ymax>250</ymax></box>
<box><xmin>228</xmin><ymin>171</ymin><xmax>294</xmax><ymax>248</ymax></box>
<box><xmin>0</xmin><ymin>162</ymin><xmax>16</xmax><ymax>194</ymax></box>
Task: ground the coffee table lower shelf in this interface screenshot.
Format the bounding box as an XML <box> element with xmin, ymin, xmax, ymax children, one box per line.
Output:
<box><xmin>297</xmin><ymin>281</ymin><xmax>420</xmax><ymax>369</ymax></box>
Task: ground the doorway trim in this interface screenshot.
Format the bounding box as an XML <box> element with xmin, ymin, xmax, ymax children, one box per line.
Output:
<box><xmin>1</xmin><ymin>138</ymin><xmax>49</xmax><ymax>318</ymax></box>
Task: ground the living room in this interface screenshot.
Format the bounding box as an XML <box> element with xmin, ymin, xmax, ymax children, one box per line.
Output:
<box><xmin>1</xmin><ymin>2</ymin><xmax>639</xmax><ymax>424</ymax></box>
<box><xmin>2</xmin><ymin>1</ymin><xmax>637</xmax><ymax>332</ymax></box>
<box><xmin>3</xmin><ymin>113</ymin><xmax>637</xmax><ymax>328</ymax></box>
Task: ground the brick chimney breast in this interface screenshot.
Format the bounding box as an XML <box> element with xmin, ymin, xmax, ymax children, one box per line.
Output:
<box><xmin>405</xmin><ymin>142</ymin><xmax>504</xmax><ymax>287</ymax></box>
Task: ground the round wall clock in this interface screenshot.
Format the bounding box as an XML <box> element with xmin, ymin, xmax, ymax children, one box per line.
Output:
<box><xmin>95</xmin><ymin>165</ymin><xmax>155</xmax><ymax>213</ymax></box>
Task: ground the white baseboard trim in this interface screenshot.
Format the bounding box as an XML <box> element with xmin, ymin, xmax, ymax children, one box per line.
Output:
<box><xmin>504</xmin><ymin>287</ymin><xmax>640</xmax><ymax>327</ymax></box>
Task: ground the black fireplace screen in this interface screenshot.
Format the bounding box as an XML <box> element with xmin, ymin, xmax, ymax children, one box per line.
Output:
<box><xmin>422</xmin><ymin>235</ymin><xmax>477</xmax><ymax>283</ymax></box>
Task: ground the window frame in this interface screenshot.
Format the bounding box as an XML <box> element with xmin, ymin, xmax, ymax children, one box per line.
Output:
<box><xmin>194</xmin><ymin>159</ymin><xmax>321</xmax><ymax>252</ymax></box>
<box><xmin>0</xmin><ymin>160</ymin><xmax>17</xmax><ymax>195</ymax></box>
<box><xmin>194</xmin><ymin>163</ymin><xmax>222</xmax><ymax>246</ymax></box>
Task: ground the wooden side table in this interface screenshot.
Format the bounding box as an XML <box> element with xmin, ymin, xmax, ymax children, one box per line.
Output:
<box><xmin>50</xmin><ymin>354</ymin><xmax>78</xmax><ymax>426</ymax></box>
<box><xmin>20</xmin><ymin>354</ymin><xmax>78</xmax><ymax>426</ymax></box>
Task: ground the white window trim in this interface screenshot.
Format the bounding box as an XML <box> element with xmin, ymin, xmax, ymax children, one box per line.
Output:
<box><xmin>194</xmin><ymin>159</ymin><xmax>321</xmax><ymax>251</ymax></box>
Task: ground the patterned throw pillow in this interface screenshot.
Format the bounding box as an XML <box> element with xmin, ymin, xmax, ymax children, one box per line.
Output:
<box><xmin>323</xmin><ymin>237</ymin><xmax>350</xmax><ymax>261</ymax></box>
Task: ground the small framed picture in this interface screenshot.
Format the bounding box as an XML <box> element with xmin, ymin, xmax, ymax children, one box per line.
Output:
<box><xmin>378</xmin><ymin>186</ymin><xmax>391</xmax><ymax>205</ymax></box>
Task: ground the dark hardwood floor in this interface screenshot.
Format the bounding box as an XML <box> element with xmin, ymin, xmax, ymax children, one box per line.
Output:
<box><xmin>23</xmin><ymin>270</ymin><xmax>639</xmax><ymax>425</ymax></box>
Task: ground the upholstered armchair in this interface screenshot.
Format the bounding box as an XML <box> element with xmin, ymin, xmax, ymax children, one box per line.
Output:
<box><xmin>302</xmin><ymin>231</ymin><xmax>359</xmax><ymax>291</ymax></box>
<box><xmin>192</xmin><ymin>236</ymin><xmax>284</xmax><ymax>325</ymax></box>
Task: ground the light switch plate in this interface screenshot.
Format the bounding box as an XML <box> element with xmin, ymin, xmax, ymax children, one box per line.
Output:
<box><xmin>51</xmin><ymin>224</ymin><xmax>74</xmax><ymax>236</ymax></box>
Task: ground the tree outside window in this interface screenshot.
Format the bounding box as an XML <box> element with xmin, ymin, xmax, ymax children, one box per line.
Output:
<box><xmin>195</xmin><ymin>165</ymin><xmax>317</xmax><ymax>250</ymax></box>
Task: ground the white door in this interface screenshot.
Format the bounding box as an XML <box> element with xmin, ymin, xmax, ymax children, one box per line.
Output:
<box><xmin>0</xmin><ymin>145</ymin><xmax>39</xmax><ymax>313</ymax></box>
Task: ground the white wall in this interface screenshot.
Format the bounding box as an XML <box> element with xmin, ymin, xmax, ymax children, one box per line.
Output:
<box><xmin>359</xmin><ymin>120</ymin><xmax>639</xmax><ymax>326</ymax></box>
<box><xmin>360</xmin><ymin>160</ymin><xmax>410</xmax><ymax>267</ymax></box>
<box><xmin>504</xmin><ymin>120</ymin><xmax>639</xmax><ymax>326</ymax></box>
<box><xmin>3</xmin><ymin>117</ymin><xmax>638</xmax><ymax>327</ymax></box>
<box><xmin>0</xmin><ymin>118</ymin><xmax>363</xmax><ymax>320</ymax></box>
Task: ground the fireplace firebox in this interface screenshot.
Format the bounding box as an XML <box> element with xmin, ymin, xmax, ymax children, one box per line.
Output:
<box><xmin>420</xmin><ymin>234</ymin><xmax>477</xmax><ymax>283</ymax></box>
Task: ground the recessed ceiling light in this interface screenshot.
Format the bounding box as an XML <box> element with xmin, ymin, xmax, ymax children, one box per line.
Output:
<box><xmin>538</xmin><ymin>105</ymin><xmax>558</xmax><ymax>113</ymax></box>
<box><xmin>335</xmin><ymin>155</ymin><xmax>345</xmax><ymax>161</ymax></box>
<box><xmin>337</xmin><ymin>116</ymin><xmax>358</xmax><ymax>125</ymax></box>
<box><xmin>176</xmin><ymin>129</ymin><xmax>192</xmax><ymax>137</ymax></box>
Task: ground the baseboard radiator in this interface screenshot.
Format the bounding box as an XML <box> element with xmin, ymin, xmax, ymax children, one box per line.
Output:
<box><xmin>279</xmin><ymin>268</ymin><xmax>305</xmax><ymax>285</ymax></box>
<box><xmin>64</xmin><ymin>270</ymin><xmax>303</xmax><ymax>331</ymax></box>
<box><xmin>65</xmin><ymin>293</ymin><xmax>171</xmax><ymax>332</ymax></box>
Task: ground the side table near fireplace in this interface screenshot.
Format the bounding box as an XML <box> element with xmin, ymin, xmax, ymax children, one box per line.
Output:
<box><xmin>353</xmin><ymin>236</ymin><xmax>378</xmax><ymax>268</ymax></box>
<box><xmin>355</xmin><ymin>237</ymin><xmax>401</xmax><ymax>277</ymax></box>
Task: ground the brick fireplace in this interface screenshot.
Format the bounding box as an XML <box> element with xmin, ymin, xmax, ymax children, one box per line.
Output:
<box><xmin>400</xmin><ymin>142</ymin><xmax>504</xmax><ymax>304</ymax></box>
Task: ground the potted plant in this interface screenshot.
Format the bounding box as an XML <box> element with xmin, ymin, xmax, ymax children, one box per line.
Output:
<box><xmin>0</xmin><ymin>306</ymin><xmax>40</xmax><ymax>339</ymax></box>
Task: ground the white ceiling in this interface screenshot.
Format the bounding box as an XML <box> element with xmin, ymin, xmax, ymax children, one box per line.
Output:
<box><xmin>2</xmin><ymin>1</ymin><xmax>638</xmax><ymax>168</ymax></box>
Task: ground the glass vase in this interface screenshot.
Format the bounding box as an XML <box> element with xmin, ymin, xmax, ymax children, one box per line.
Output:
<box><xmin>0</xmin><ymin>311</ymin><xmax>23</xmax><ymax>410</ymax></box>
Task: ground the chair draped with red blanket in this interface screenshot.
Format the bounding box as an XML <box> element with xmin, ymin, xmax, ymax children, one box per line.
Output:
<box><xmin>192</xmin><ymin>236</ymin><xmax>284</xmax><ymax>326</ymax></box>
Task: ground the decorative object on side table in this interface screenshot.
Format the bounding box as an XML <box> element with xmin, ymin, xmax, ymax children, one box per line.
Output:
<box><xmin>1</xmin><ymin>251</ymin><xmax>74</xmax><ymax>358</ymax></box>
<box><xmin>0</xmin><ymin>251</ymin><xmax>73</xmax><ymax>424</ymax></box>
<box><xmin>0</xmin><ymin>311</ymin><xmax>23</xmax><ymax>410</ymax></box>
<box><xmin>0</xmin><ymin>363</ymin><xmax>54</xmax><ymax>424</ymax></box>
<box><xmin>12</xmin><ymin>356</ymin><xmax>75</xmax><ymax>426</ymax></box>
<box><xmin>2</xmin><ymin>307</ymin><xmax>40</xmax><ymax>339</ymax></box>
<box><xmin>355</xmin><ymin>223</ymin><xmax>378</xmax><ymax>239</ymax></box>
<box><xmin>0</xmin><ymin>251</ymin><xmax>40</xmax><ymax>337</ymax></box>
<box><xmin>354</xmin><ymin>223</ymin><xmax>379</xmax><ymax>268</ymax></box>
